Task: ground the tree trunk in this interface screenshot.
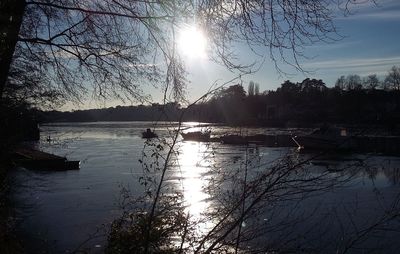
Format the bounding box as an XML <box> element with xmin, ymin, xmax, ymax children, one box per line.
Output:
<box><xmin>0</xmin><ymin>0</ymin><xmax>26</xmax><ymax>100</ymax></box>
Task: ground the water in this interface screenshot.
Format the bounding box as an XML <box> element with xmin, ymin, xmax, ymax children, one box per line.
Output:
<box><xmin>10</xmin><ymin>122</ymin><xmax>400</xmax><ymax>253</ymax></box>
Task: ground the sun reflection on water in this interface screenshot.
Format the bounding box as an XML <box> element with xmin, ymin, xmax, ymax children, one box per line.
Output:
<box><xmin>176</xmin><ymin>141</ymin><xmax>217</xmax><ymax>238</ymax></box>
<box><xmin>178</xmin><ymin>142</ymin><xmax>210</xmax><ymax>217</ymax></box>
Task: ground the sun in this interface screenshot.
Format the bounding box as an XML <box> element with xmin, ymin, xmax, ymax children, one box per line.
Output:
<box><xmin>178</xmin><ymin>26</ymin><xmax>207</xmax><ymax>59</ymax></box>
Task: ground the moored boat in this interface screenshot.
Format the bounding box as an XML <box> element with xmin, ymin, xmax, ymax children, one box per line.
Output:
<box><xmin>293</xmin><ymin>126</ymin><xmax>353</xmax><ymax>151</ymax></box>
<box><xmin>181</xmin><ymin>130</ymin><xmax>211</xmax><ymax>142</ymax></box>
<box><xmin>142</xmin><ymin>128</ymin><xmax>158</xmax><ymax>139</ymax></box>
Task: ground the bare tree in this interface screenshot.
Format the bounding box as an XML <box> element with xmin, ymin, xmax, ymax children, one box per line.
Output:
<box><xmin>384</xmin><ymin>66</ymin><xmax>400</xmax><ymax>90</ymax></box>
<box><xmin>1</xmin><ymin>0</ymin><xmax>376</xmax><ymax>105</ymax></box>
<box><xmin>197</xmin><ymin>0</ymin><xmax>374</xmax><ymax>73</ymax></box>
<box><xmin>363</xmin><ymin>74</ymin><xmax>380</xmax><ymax>90</ymax></box>
<box><xmin>0</xmin><ymin>0</ymin><xmax>26</xmax><ymax>99</ymax></box>
<box><xmin>1</xmin><ymin>0</ymin><xmax>191</xmax><ymax>104</ymax></box>
<box><xmin>346</xmin><ymin>74</ymin><xmax>362</xmax><ymax>90</ymax></box>
<box><xmin>335</xmin><ymin>75</ymin><xmax>346</xmax><ymax>90</ymax></box>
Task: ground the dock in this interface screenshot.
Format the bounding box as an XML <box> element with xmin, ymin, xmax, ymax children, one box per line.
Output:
<box><xmin>13</xmin><ymin>148</ymin><xmax>80</xmax><ymax>170</ymax></box>
<box><xmin>182</xmin><ymin>133</ymin><xmax>400</xmax><ymax>155</ymax></box>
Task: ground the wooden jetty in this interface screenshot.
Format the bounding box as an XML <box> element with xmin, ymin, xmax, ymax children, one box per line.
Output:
<box><xmin>13</xmin><ymin>148</ymin><xmax>80</xmax><ymax>170</ymax></box>
<box><xmin>182</xmin><ymin>132</ymin><xmax>400</xmax><ymax>155</ymax></box>
<box><xmin>182</xmin><ymin>133</ymin><xmax>297</xmax><ymax>147</ymax></box>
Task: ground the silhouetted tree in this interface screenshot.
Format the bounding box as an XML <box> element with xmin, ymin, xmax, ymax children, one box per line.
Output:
<box><xmin>300</xmin><ymin>78</ymin><xmax>327</xmax><ymax>93</ymax></box>
<box><xmin>346</xmin><ymin>75</ymin><xmax>362</xmax><ymax>90</ymax></box>
<box><xmin>254</xmin><ymin>83</ymin><xmax>260</xmax><ymax>96</ymax></box>
<box><xmin>363</xmin><ymin>74</ymin><xmax>380</xmax><ymax>90</ymax></box>
<box><xmin>248</xmin><ymin>81</ymin><xmax>255</xmax><ymax>96</ymax></box>
<box><xmin>278</xmin><ymin>80</ymin><xmax>300</xmax><ymax>94</ymax></box>
<box><xmin>384</xmin><ymin>66</ymin><xmax>400</xmax><ymax>90</ymax></box>
<box><xmin>1</xmin><ymin>0</ymin><xmax>174</xmax><ymax>103</ymax></box>
<box><xmin>220</xmin><ymin>85</ymin><xmax>246</xmax><ymax>99</ymax></box>
<box><xmin>335</xmin><ymin>76</ymin><xmax>346</xmax><ymax>90</ymax></box>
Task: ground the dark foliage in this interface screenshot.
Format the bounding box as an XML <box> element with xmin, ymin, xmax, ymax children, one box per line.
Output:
<box><xmin>42</xmin><ymin>79</ymin><xmax>400</xmax><ymax>129</ymax></box>
<box><xmin>0</xmin><ymin>98</ymin><xmax>40</xmax><ymax>144</ymax></box>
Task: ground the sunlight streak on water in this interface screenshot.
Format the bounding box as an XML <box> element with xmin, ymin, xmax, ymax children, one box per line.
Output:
<box><xmin>175</xmin><ymin>141</ymin><xmax>217</xmax><ymax>238</ymax></box>
<box><xmin>178</xmin><ymin>142</ymin><xmax>209</xmax><ymax>218</ymax></box>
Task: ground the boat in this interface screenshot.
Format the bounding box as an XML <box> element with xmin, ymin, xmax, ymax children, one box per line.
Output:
<box><xmin>13</xmin><ymin>148</ymin><xmax>80</xmax><ymax>170</ymax></box>
<box><xmin>142</xmin><ymin>128</ymin><xmax>158</xmax><ymax>139</ymax></box>
<box><xmin>181</xmin><ymin>130</ymin><xmax>211</xmax><ymax>142</ymax></box>
<box><xmin>293</xmin><ymin>126</ymin><xmax>353</xmax><ymax>151</ymax></box>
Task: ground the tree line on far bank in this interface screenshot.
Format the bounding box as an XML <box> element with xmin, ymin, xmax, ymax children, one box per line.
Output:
<box><xmin>42</xmin><ymin>66</ymin><xmax>400</xmax><ymax>129</ymax></box>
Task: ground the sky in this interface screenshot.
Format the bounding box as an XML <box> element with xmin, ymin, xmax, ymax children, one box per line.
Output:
<box><xmin>181</xmin><ymin>0</ymin><xmax>400</xmax><ymax>102</ymax></box>
<box><xmin>69</xmin><ymin>0</ymin><xmax>400</xmax><ymax>110</ymax></box>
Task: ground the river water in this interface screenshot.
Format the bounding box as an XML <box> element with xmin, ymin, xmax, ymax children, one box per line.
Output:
<box><xmin>10</xmin><ymin>122</ymin><xmax>400</xmax><ymax>253</ymax></box>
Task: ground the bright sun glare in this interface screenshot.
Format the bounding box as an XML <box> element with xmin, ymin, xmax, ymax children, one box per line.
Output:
<box><xmin>178</xmin><ymin>26</ymin><xmax>207</xmax><ymax>59</ymax></box>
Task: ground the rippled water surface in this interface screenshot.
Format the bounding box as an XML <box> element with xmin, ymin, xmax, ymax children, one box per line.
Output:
<box><xmin>10</xmin><ymin>122</ymin><xmax>400</xmax><ymax>253</ymax></box>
